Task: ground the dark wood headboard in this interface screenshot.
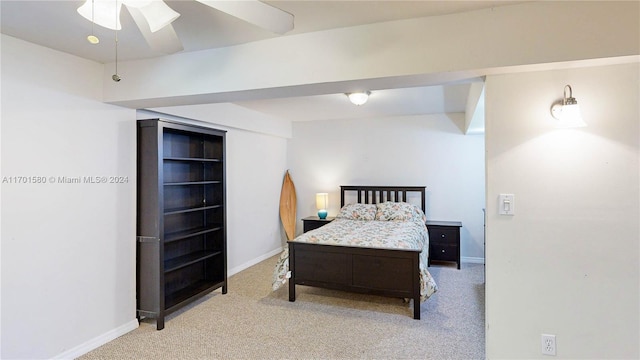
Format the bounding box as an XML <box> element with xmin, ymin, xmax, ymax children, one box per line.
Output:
<box><xmin>340</xmin><ymin>186</ymin><xmax>426</xmax><ymax>213</ymax></box>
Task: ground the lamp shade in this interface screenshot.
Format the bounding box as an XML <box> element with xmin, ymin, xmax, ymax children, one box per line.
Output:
<box><xmin>316</xmin><ymin>193</ymin><xmax>328</xmax><ymax>210</ymax></box>
<box><xmin>555</xmin><ymin>103</ymin><xmax>586</xmax><ymax>128</ymax></box>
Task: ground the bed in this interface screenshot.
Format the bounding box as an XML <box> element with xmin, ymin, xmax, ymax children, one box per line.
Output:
<box><xmin>273</xmin><ymin>185</ymin><xmax>437</xmax><ymax>319</ymax></box>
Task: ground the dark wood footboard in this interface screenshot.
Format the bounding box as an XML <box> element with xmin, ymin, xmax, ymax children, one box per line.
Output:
<box><xmin>288</xmin><ymin>241</ymin><xmax>422</xmax><ymax>319</ymax></box>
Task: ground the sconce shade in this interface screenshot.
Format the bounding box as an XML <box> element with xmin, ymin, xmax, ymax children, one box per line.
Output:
<box><xmin>346</xmin><ymin>91</ymin><xmax>371</xmax><ymax>106</ymax></box>
<box><xmin>316</xmin><ymin>193</ymin><xmax>328</xmax><ymax>219</ymax></box>
<box><xmin>551</xmin><ymin>85</ymin><xmax>587</xmax><ymax>128</ymax></box>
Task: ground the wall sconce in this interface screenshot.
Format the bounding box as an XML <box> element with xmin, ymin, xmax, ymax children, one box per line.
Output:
<box><xmin>551</xmin><ymin>85</ymin><xmax>587</xmax><ymax>128</ymax></box>
<box><xmin>315</xmin><ymin>193</ymin><xmax>328</xmax><ymax>219</ymax></box>
<box><xmin>346</xmin><ymin>91</ymin><xmax>371</xmax><ymax>106</ymax></box>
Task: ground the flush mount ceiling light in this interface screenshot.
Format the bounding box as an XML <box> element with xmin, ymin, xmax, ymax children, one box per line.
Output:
<box><xmin>76</xmin><ymin>0</ymin><xmax>294</xmax><ymax>55</ymax></box>
<box><xmin>346</xmin><ymin>91</ymin><xmax>371</xmax><ymax>106</ymax></box>
<box><xmin>551</xmin><ymin>85</ymin><xmax>587</xmax><ymax>128</ymax></box>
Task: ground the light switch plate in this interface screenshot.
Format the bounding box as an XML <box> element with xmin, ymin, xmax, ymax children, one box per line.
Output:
<box><xmin>499</xmin><ymin>194</ymin><xmax>515</xmax><ymax>215</ymax></box>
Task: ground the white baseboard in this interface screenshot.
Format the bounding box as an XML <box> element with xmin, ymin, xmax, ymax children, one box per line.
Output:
<box><xmin>462</xmin><ymin>256</ymin><xmax>485</xmax><ymax>264</ymax></box>
<box><xmin>54</xmin><ymin>319</ymin><xmax>139</xmax><ymax>359</ymax></box>
<box><xmin>228</xmin><ymin>247</ymin><xmax>283</xmax><ymax>277</ymax></box>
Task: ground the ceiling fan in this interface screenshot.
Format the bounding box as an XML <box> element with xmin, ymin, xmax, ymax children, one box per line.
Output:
<box><xmin>77</xmin><ymin>0</ymin><xmax>294</xmax><ymax>54</ymax></box>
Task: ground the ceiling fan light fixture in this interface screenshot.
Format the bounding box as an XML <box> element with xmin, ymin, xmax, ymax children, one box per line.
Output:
<box><xmin>346</xmin><ymin>91</ymin><xmax>371</xmax><ymax>106</ymax></box>
<box><xmin>136</xmin><ymin>0</ymin><xmax>181</xmax><ymax>33</ymax></box>
<box><xmin>77</xmin><ymin>0</ymin><xmax>122</xmax><ymax>30</ymax></box>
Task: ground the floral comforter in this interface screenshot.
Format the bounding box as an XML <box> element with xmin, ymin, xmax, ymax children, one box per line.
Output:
<box><xmin>272</xmin><ymin>218</ymin><xmax>438</xmax><ymax>301</ymax></box>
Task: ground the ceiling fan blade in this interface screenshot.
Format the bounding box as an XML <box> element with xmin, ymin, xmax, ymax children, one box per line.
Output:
<box><xmin>128</xmin><ymin>7</ymin><xmax>184</xmax><ymax>54</ymax></box>
<box><xmin>130</xmin><ymin>0</ymin><xmax>180</xmax><ymax>33</ymax></box>
<box><xmin>195</xmin><ymin>0</ymin><xmax>294</xmax><ymax>35</ymax></box>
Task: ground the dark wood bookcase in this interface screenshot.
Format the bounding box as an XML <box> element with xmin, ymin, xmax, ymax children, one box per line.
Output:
<box><xmin>137</xmin><ymin>118</ymin><xmax>227</xmax><ymax>330</ymax></box>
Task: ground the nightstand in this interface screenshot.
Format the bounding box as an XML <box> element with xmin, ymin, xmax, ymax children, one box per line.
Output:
<box><xmin>302</xmin><ymin>216</ymin><xmax>335</xmax><ymax>232</ymax></box>
<box><xmin>426</xmin><ymin>220</ymin><xmax>462</xmax><ymax>269</ymax></box>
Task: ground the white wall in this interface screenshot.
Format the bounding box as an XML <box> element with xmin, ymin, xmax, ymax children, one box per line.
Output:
<box><xmin>288</xmin><ymin>113</ymin><xmax>486</xmax><ymax>261</ymax></box>
<box><xmin>1</xmin><ymin>35</ymin><xmax>137</xmax><ymax>358</ymax></box>
<box><xmin>485</xmin><ymin>63</ymin><xmax>639</xmax><ymax>358</ymax></box>
<box><xmin>225</xmin><ymin>128</ymin><xmax>288</xmax><ymax>272</ymax></box>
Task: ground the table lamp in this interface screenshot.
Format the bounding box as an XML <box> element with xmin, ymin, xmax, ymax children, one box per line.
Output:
<box><xmin>316</xmin><ymin>193</ymin><xmax>328</xmax><ymax>219</ymax></box>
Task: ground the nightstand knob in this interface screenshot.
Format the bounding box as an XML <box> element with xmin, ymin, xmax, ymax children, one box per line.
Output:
<box><xmin>441</xmin><ymin>234</ymin><xmax>445</xmax><ymax>238</ymax></box>
<box><xmin>441</xmin><ymin>249</ymin><xmax>445</xmax><ymax>253</ymax></box>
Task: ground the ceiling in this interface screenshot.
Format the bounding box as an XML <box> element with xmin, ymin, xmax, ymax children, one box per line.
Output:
<box><xmin>0</xmin><ymin>1</ymin><xmax>514</xmax><ymax>126</ymax></box>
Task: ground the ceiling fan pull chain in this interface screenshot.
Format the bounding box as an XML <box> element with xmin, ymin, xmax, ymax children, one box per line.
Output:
<box><xmin>112</xmin><ymin>0</ymin><xmax>121</xmax><ymax>82</ymax></box>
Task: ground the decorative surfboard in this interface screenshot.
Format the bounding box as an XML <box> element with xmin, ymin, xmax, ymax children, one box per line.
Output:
<box><xmin>279</xmin><ymin>170</ymin><xmax>297</xmax><ymax>241</ymax></box>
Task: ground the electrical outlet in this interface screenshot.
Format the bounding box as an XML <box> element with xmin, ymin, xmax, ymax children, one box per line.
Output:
<box><xmin>541</xmin><ymin>334</ymin><xmax>556</xmax><ymax>356</ymax></box>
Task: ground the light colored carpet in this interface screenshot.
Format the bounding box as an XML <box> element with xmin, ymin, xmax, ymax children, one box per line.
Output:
<box><xmin>80</xmin><ymin>256</ymin><xmax>485</xmax><ymax>359</ymax></box>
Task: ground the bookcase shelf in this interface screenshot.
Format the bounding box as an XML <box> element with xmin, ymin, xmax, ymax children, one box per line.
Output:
<box><xmin>164</xmin><ymin>181</ymin><xmax>223</xmax><ymax>186</ymax></box>
<box><xmin>137</xmin><ymin>118</ymin><xmax>227</xmax><ymax>330</ymax></box>
<box><xmin>165</xmin><ymin>280</ymin><xmax>225</xmax><ymax>311</ymax></box>
<box><xmin>164</xmin><ymin>226</ymin><xmax>223</xmax><ymax>243</ymax></box>
<box><xmin>164</xmin><ymin>157</ymin><xmax>222</xmax><ymax>162</ymax></box>
<box><xmin>164</xmin><ymin>204</ymin><xmax>222</xmax><ymax>216</ymax></box>
<box><xmin>164</xmin><ymin>250</ymin><xmax>223</xmax><ymax>273</ymax></box>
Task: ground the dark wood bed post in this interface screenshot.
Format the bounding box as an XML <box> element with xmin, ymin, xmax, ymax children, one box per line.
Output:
<box><xmin>288</xmin><ymin>242</ymin><xmax>296</xmax><ymax>302</ymax></box>
<box><xmin>412</xmin><ymin>252</ymin><xmax>421</xmax><ymax>319</ymax></box>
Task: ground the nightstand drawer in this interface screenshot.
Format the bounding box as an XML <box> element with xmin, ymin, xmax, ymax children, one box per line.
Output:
<box><xmin>303</xmin><ymin>220</ymin><xmax>326</xmax><ymax>232</ymax></box>
<box><xmin>302</xmin><ymin>216</ymin><xmax>335</xmax><ymax>233</ymax></box>
<box><xmin>430</xmin><ymin>244</ymin><xmax>458</xmax><ymax>262</ymax></box>
<box><xmin>429</xmin><ymin>227</ymin><xmax>458</xmax><ymax>245</ymax></box>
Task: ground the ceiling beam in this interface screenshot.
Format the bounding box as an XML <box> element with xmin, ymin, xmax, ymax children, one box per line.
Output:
<box><xmin>103</xmin><ymin>1</ymin><xmax>639</xmax><ymax>109</ymax></box>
